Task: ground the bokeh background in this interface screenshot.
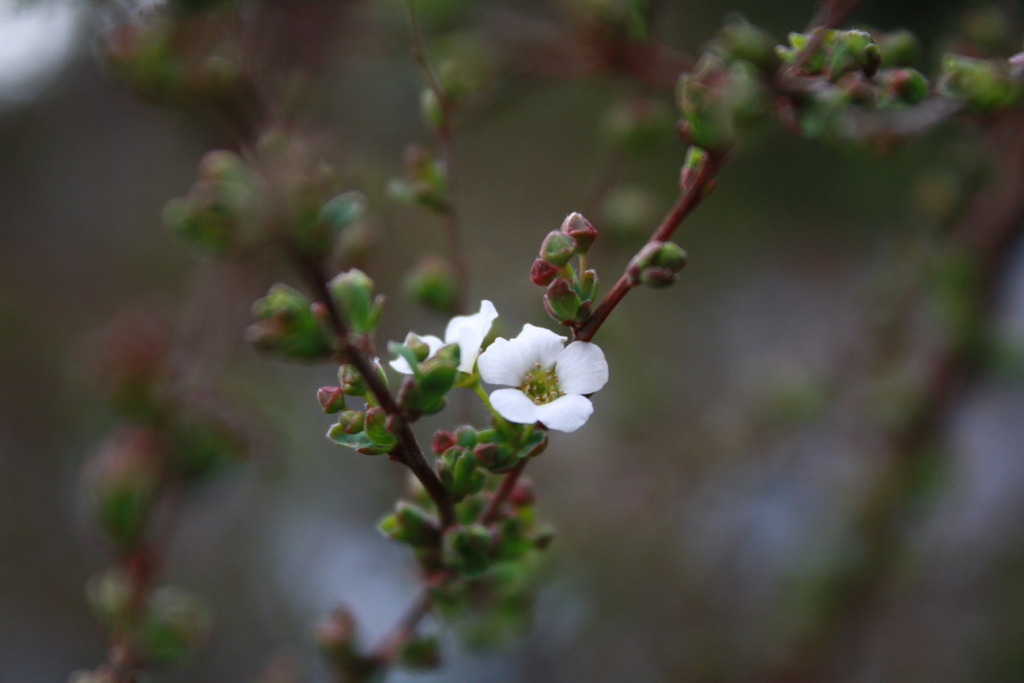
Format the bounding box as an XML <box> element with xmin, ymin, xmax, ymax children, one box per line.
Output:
<box><xmin>3</xmin><ymin>0</ymin><xmax>1024</xmax><ymax>681</ymax></box>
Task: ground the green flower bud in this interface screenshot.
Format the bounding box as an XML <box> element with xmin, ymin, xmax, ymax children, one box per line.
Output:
<box><xmin>317</xmin><ymin>386</ymin><xmax>347</xmax><ymax>413</ymax></box>
<box><xmin>335</xmin><ymin>410</ymin><xmax>366</xmax><ymax>435</ymax></box>
<box><xmin>601</xmin><ymin>99</ymin><xmax>673</xmax><ymax>152</ymax></box>
<box><xmin>328</xmin><ymin>269</ymin><xmax>385</xmax><ymax>334</ymax></box>
<box><xmin>878</xmin><ymin>68</ymin><xmax>929</xmax><ymax>106</ymax></box>
<box><xmin>84</xmin><ymin>428</ymin><xmax>163</xmax><ymax>552</ymax></box>
<box><xmin>421</xmin><ymin>87</ymin><xmax>444</xmax><ymax>129</ymax></box>
<box><xmin>443</xmin><ymin>524</ymin><xmax>493</xmax><ymax>577</ymax></box>
<box><xmin>559</xmin><ymin>212</ymin><xmax>598</xmax><ymax>253</ymax></box>
<box><xmin>405</xmin><ymin>257</ymin><xmax>458</xmax><ymax>314</ymax></box>
<box><xmin>315</xmin><ymin>607</ymin><xmax>374</xmax><ymax>677</ymax></box>
<box><xmin>86</xmin><ymin>569</ymin><xmax>134</xmax><ymax>627</ymax></box>
<box><xmin>628</xmin><ymin>241</ymin><xmax>688</xmax><ymax>288</ymax></box>
<box><xmin>300</xmin><ymin>191</ymin><xmax>366</xmax><ymax>256</ymax></box>
<box><xmin>455</xmin><ymin>426</ymin><xmax>478</xmax><ymax>448</ymax></box>
<box><xmin>166</xmin><ymin>412</ymin><xmax>247</xmax><ymax>482</ymax></box>
<box><xmin>248</xmin><ymin>284</ymin><xmax>333</xmax><ymax>361</ymax></box>
<box><xmin>828</xmin><ymin>29</ymin><xmax>881</xmax><ymax>80</ymax></box>
<box><xmin>715</xmin><ymin>15</ymin><xmax>780</xmax><ymax>71</ymax></box>
<box><xmin>399</xmin><ymin>634</ymin><xmax>441</xmax><ymax>670</ymax></box>
<box><xmin>878</xmin><ymin>29</ymin><xmax>920</xmax><ymax>68</ymax></box>
<box><xmin>378</xmin><ymin>502</ymin><xmax>441</xmax><ymax>548</ymax></box>
<box><xmin>543</xmin><ymin>277</ymin><xmax>585</xmax><ymax>324</ymax></box>
<box><xmin>337</xmin><ymin>365</ymin><xmax>367</xmax><ymax>397</ymax></box>
<box><xmin>364</xmin><ymin>406</ymin><xmax>397</xmax><ymax>448</ymax></box>
<box><xmin>539</xmin><ymin>231</ymin><xmax>577</xmax><ymax>267</ymax></box>
<box><xmin>941</xmin><ymin>54</ymin><xmax>1023</xmax><ymax>113</ymax></box>
<box><xmin>677</xmin><ymin>56</ymin><xmax>768</xmax><ymax>150</ymax></box>
<box><xmin>141</xmin><ymin>586</ymin><xmax>212</xmax><ymax>666</ymax></box>
<box><xmin>432</xmin><ymin>430</ymin><xmax>457</xmax><ymax>454</ymax></box>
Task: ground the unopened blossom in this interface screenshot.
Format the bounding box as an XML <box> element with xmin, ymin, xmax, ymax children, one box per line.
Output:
<box><xmin>390</xmin><ymin>300</ymin><xmax>498</xmax><ymax>375</ymax></box>
<box><xmin>477</xmin><ymin>324</ymin><xmax>608</xmax><ymax>433</ymax></box>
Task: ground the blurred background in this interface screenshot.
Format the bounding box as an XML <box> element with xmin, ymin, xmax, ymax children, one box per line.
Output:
<box><xmin>3</xmin><ymin>0</ymin><xmax>1024</xmax><ymax>681</ymax></box>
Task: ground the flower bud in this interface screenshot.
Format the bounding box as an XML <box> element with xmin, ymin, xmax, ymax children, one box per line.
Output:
<box><xmin>941</xmin><ymin>54</ymin><xmax>1023</xmax><ymax>112</ymax></box>
<box><xmin>628</xmin><ymin>241</ymin><xmax>688</xmax><ymax>288</ymax></box>
<box><xmin>442</xmin><ymin>524</ymin><xmax>493</xmax><ymax>577</ymax></box>
<box><xmin>335</xmin><ymin>410</ymin><xmax>366</xmax><ymax>435</ymax></box>
<box><xmin>83</xmin><ymin>428</ymin><xmax>163</xmax><ymax>552</ymax></box>
<box><xmin>539</xmin><ymin>231</ymin><xmax>577</xmax><ymax>267</ymax></box>
<box><xmin>455</xmin><ymin>426</ymin><xmax>479</xmax><ymax>448</ymax></box>
<box><xmin>878</xmin><ymin>29</ymin><xmax>920</xmax><ymax>68</ymax></box>
<box><xmin>530</xmin><ymin>258</ymin><xmax>559</xmax><ymax>286</ymax></box>
<box><xmin>364</xmin><ymin>406</ymin><xmax>396</xmax><ymax>448</ymax></box>
<box><xmin>420</xmin><ymin>87</ymin><xmax>444</xmax><ymax>129</ymax></box>
<box><xmin>337</xmin><ymin>365</ymin><xmax>367</xmax><ymax>397</ymax></box>
<box><xmin>559</xmin><ymin>212</ymin><xmax>598</xmax><ymax>253</ymax></box>
<box><xmin>86</xmin><ymin>569</ymin><xmax>134</xmax><ymax>626</ymax></box>
<box><xmin>403</xmin><ymin>333</ymin><xmax>432</xmax><ymax>363</ymax></box>
<box><xmin>405</xmin><ymin>257</ymin><xmax>458</xmax><ymax>314</ymax></box>
<box><xmin>828</xmin><ymin>30</ymin><xmax>881</xmax><ymax>79</ymax></box>
<box><xmin>304</xmin><ymin>191</ymin><xmax>366</xmax><ymax>255</ymax></box>
<box><xmin>432</xmin><ymin>430</ymin><xmax>457</xmax><ymax>455</ymax></box>
<box><xmin>141</xmin><ymin>586</ymin><xmax>212</xmax><ymax>666</ymax></box>
<box><xmin>509</xmin><ymin>479</ymin><xmax>536</xmax><ymax>507</ymax></box>
<box><xmin>317</xmin><ymin>386</ymin><xmax>347</xmax><ymax>413</ymax></box>
<box><xmin>715</xmin><ymin>15</ymin><xmax>780</xmax><ymax>71</ymax></box>
<box><xmin>328</xmin><ymin>269</ymin><xmax>385</xmax><ymax>333</ymax></box>
<box><xmin>315</xmin><ymin>607</ymin><xmax>372</xmax><ymax>676</ymax></box>
<box><xmin>879</xmin><ymin>68</ymin><xmax>929</xmax><ymax>106</ymax></box>
<box><xmin>248</xmin><ymin>284</ymin><xmax>333</xmax><ymax>361</ymax></box>
<box><xmin>543</xmin><ymin>277</ymin><xmax>585</xmax><ymax>324</ymax></box>
<box><xmin>378</xmin><ymin>502</ymin><xmax>441</xmax><ymax>547</ymax></box>
<box><xmin>399</xmin><ymin>635</ymin><xmax>441</xmax><ymax>670</ymax></box>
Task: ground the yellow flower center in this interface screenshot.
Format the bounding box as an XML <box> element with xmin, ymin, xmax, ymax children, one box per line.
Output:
<box><xmin>521</xmin><ymin>363</ymin><xmax>562</xmax><ymax>405</ymax></box>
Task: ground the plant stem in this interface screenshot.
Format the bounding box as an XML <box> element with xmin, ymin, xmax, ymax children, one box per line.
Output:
<box><xmin>296</xmin><ymin>256</ymin><xmax>456</xmax><ymax>529</ymax></box>
<box><xmin>404</xmin><ymin>0</ymin><xmax>470</xmax><ymax>313</ymax></box>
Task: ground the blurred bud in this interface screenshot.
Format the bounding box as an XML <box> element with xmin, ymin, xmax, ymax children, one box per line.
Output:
<box><xmin>714</xmin><ymin>15</ymin><xmax>780</xmax><ymax>71</ymax></box>
<box><xmin>559</xmin><ymin>212</ymin><xmax>598</xmax><ymax>253</ymax></box>
<box><xmin>828</xmin><ymin>29</ymin><xmax>881</xmax><ymax>80</ymax></box>
<box><xmin>601</xmin><ymin>186</ymin><xmax>659</xmax><ymax>239</ymax></box>
<box><xmin>378</xmin><ymin>502</ymin><xmax>441</xmax><ymax>547</ymax></box>
<box><xmin>941</xmin><ymin>54</ymin><xmax>1023</xmax><ymax>113</ymax></box>
<box><xmin>878</xmin><ymin>29</ymin><xmax>920</xmax><ymax>68</ymax></box>
<box><xmin>166</xmin><ymin>410</ymin><xmax>248</xmax><ymax>482</ymax></box>
<box><xmin>628</xmin><ymin>241</ymin><xmax>688</xmax><ymax>288</ymax></box>
<box><xmin>677</xmin><ymin>56</ymin><xmax>768</xmax><ymax>150</ymax></box>
<box><xmin>471</xmin><ymin>441</ymin><xmax>499</xmax><ymax>469</ymax></box>
<box><xmin>328</xmin><ymin>269</ymin><xmax>385</xmax><ymax>334</ymax></box>
<box><xmin>421</xmin><ymin>87</ymin><xmax>444</xmax><ymax>129</ymax></box>
<box><xmin>601</xmin><ymin>99</ymin><xmax>673</xmax><ymax>152</ymax></box>
<box><xmin>509</xmin><ymin>479</ymin><xmax>536</xmax><ymax>507</ymax></box>
<box><xmin>315</xmin><ymin>607</ymin><xmax>375</xmax><ymax>677</ymax></box>
<box><xmin>539</xmin><ymin>231</ymin><xmax>577</xmax><ymax>267</ymax></box>
<box><xmin>443</xmin><ymin>524</ymin><xmax>492</xmax><ymax>577</ymax></box>
<box><xmin>878</xmin><ymin>68</ymin><xmax>929</xmax><ymax>106</ymax></box>
<box><xmin>530</xmin><ymin>258</ymin><xmax>559</xmax><ymax>286</ymax></box>
<box><xmin>432</xmin><ymin>430</ymin><xmax>457</xmax><ymax>455</ymax></box>
<box><xmin>141</xmin><ymin>586</ymin><xmax>212</xmax><ymax>666</ymax></box>
<box><xmin>390</xmin><ymin>145</ymin><xmax>448</xmax><ymax>212</ymax></box>
<box><xmin>86</xmin><ymin>569</ymin><xmax>134</xmax><ymax>627</ymax></box>
<box><xmin>405</xmin><ymin>257</ymin><xmax>458</xmax><ymax>314</ymax></box>
<box><xmin>84</xmin><ymin>428</ymin><xmax>163</xmax><ymax>552</ymax></box>
<box><xmin>317</xmin><ymin>386</ymin><xmax>347</xmax><ymax>413</ymax></box>
<box><xmin>399</xmin><ymin>635</ymin><xmax>441</xmax><ymax>670</ymax></box>
<box><xmin>86</xmin><ymin>312</ymin><xmax>171</xmax><ymax>421</ymax></box>
<box><xmin>248</xmin><ymin>284</ymin><xmax>333</xmax><ymax>361</ymax></box>
<box><xmin>543</xmin><ymin>278</ymin><xmax>585</xmax><ymax>324</ymax></box>
<box><xmin>300</xmin><ymin>191</ymin><xmax>366</xmax><ymax>256</ymax></box>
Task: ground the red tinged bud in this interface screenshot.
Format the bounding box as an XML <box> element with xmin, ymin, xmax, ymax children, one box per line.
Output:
<box><xmin>530</xmin><ymin>258</ymin><xmax>559</xmax><ymax>286</ymax></box>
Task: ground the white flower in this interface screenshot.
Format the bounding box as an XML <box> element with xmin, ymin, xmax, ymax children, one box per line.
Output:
<box><xmin>477</xmin><ymin>324</ymin><xmax>608</xmax><ymax>433</ymax></box>
<box><xmin>390</xmin><ymin>300</ymin><xmax>498</xmax><ymax>375</ymax></box>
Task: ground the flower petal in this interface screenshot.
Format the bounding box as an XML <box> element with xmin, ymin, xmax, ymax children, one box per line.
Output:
<box><xmin>388</xmin><ymin>335</ymin><xmax>444</xmax><ymax>374</ymax></box>
<box><xmin>478</xmin><ymin>337</ymin><xmax>530</xmax><ymax>386</ymax></box>
<box><xmin>514</xmin><ymin>324</ymin><xmax>566</xmax><ymax>368</ymax></box>
<box><xmin>445</xmin><ymin>300</ymin><xmax>498</xmax><ymax>373</ymax></box>
<box><xmin>534</xmin><ymin>394</ymin><xmax>593</xmax><ymax>432</ymax></box>
<box><xmin>489</xmin><ymin>388</ymin><xmax>540</xmax><ymax>425</ymax></box>
<box><xmin>555</xmin><ymin>341</ymin><xmax>609</xmax><ymax>395</ymax></box>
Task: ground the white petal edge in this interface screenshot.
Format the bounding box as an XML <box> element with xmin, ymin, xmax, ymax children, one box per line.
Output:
<box><xmin>534</xmin><ymin>394</ymin><xmax>593</xmax><ymax>432</ymax></box>
<box><xmin>478</xmin><ymin>337</ymin><xmax>532</xmax><ymax>386</ymax></box>
<box><xmin>513</xmin><ymin>324</ymin><xmax>566</xmax><ymax>368</ymax></box>
<box><xmin>555</xmin><ymin>341</ymin><xmax>609</xmax><ymax>395</ymax></box>
<box><xmin>489</xmin><ymin>388</ymin><xmax>540</xmax><ymax>425</ymax></box>
<box><xmin>388</xmin><ymin>335</ymin><xmax>444</xmax><ymax>374</ymax></box>
<box><xmin>445</xmin><ymin>300</ymin><xmax>498</xmax><ymax>373</ymax></box>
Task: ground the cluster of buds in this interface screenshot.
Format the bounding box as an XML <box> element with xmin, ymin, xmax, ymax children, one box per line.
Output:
<box><xmin>778</xmin><ymin>29</ymin><xmax>882</xmax><ymax>80</ymax></box>
<box><xmin>102</xmin><ymin>3</ymin><xmax>253</xmax><ymax>108</ymax></box>
<box><xmin>392</xmin><ymin>335</ymin><xmax>460</xmax><ymax>418</ymax></box>
<box><xmin>247</xmin><ymin>284</ymin><xmax>335</xmax><ymax>361</ymax></box>
<box><xmin>676</xmin><ymin>54</ymin><xmax>768</xmax><ymax>151</ymax></box>
<box><xmin>432</xmin><ymin>426</ymin><xmax>548</xmax><ymax>496</ymax></box>
<box><xmin>531</xmin><ymin>212</ymin><xmax>600</xmax><ymax>326</ymax></box>
<box><xmin>388</xmin><ymin>144</ymin><xmax>449</xmax><ymax>213</ymax></box>
<box><xmin>162</xmin><ymin>150</ymin><xmax>262</xmax><ymax>253</ymax></box>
